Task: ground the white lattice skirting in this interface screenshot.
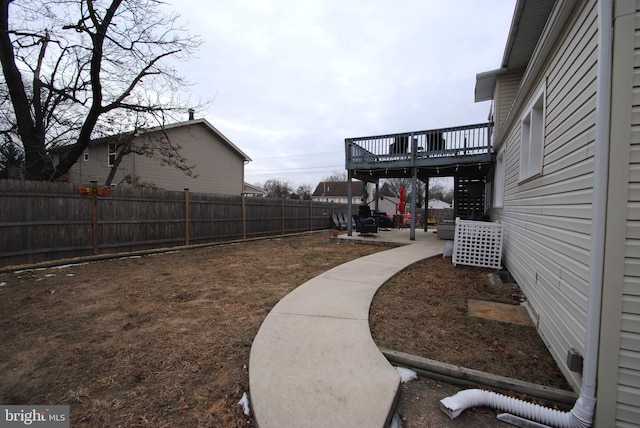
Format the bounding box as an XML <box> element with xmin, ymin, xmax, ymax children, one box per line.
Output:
<box><xmin>452</xmin><ymin>218</ymin><xmax>503</xmax><ymax>269</ymax></box>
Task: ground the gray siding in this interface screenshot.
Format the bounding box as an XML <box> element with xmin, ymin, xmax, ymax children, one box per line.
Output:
<box><xmin>66</xmin><ymin>121</ymin><xmax>246</xmax><ymax>195</ymax></box>
<box><xmin>133</xmin><ymin>123</ymin><xmax>245</xmax><ymax>195</ymax></box>
<box><xmin>492</xmin><ymin>0</ymin><xmax>598</xmax><ymax>391</ymax></box>
<box><xmin>66</xmin><ymin>143</ymin><xmax>134</xmax><ymax>186</ymax></box>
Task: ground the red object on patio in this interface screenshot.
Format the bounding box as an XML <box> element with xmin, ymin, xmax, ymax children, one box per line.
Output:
<box><xmin>398</xmin><ymin>187</ymin><xmax>405</xmax><ymax>213</ymax></box>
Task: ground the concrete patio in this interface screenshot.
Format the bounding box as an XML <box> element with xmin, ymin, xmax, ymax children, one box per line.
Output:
<box><xmin>334</xmin><ymin>226</ymin><xmax>443</xmax><ymax>245</ymax></box>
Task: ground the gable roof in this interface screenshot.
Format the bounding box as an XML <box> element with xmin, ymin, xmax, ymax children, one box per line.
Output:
<box><xmin>312</xmin><ymin>181</ymin><xmax>365</xmax><ymax>198</ymax></box>
<box><xmin>164</xmin><ymin>118</ymin><xmax>252</xmax><ymax>162</ymax></box>
<box><xmin>427</xmin><ymin>198</ymin><xmax>452</xmax><ymax>209</ymax></box>
<box><xmin>243</xmin><ymin>182</ymin><xmax>267</xmax><ymax>196</ymax></box>
<box><xmin>71</xmin><ymin>118</ymin><xmax>252</xmax><ymax>162</ymax></box>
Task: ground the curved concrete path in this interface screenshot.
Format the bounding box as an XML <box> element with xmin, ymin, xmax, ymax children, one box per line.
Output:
<box><xmin>249</xmin><ymin>237</ymin><xmax>444</xmax><ymax>427</ymax></box>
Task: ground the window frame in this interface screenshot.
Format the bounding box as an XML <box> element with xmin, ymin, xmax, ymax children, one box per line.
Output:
<box><xmin>519</xmin><ymin>84</ymin><xmax>546</xmax><ymax>182</ymax></box>
<box><xmin>108</xmin><ymin>142</ymin><xmax>116</xmax><ymax>167</ymax></box>
<box><xmin>493</xmin><ymin>147</ymin><xmax>505</xmax><ymax>208</ymax></box>
<box><xmin>83</xmin><ymin>148</ymin><xmax>89</xmax><ymax>161</ymax></box>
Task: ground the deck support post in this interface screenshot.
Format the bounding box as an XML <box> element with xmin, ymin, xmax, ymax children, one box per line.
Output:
<box><xmin>410</xmin><ymin>167</ymin><xmax>417</xmax><ymax>240</ymax></box>
<box><xmin>410</xmin><ymin>135</ymin><xmax>418</xmax><ymax>241</ymax></box>
<box><xmin>347</xmin><ymin>171</ymin><xmax>353</xmax><ymax>236</ymax></box>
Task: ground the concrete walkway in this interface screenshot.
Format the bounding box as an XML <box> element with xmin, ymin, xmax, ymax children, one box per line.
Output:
<box><xmin>249</xmin><ymin>232</ymin><xmax>445</xmax><ymax>427</ymax></box>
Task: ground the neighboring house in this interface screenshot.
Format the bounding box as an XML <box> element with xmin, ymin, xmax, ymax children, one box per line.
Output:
<box><xmin>311</xmin><ymin>181</ymin><xmax>371</xmax><ymax>205</ymax></box>
<box><xmin>60</xmin><ymin>118</ymin><xmax>251</xmax><ymax>195</ymax></box>
<box><xmin>477</xmin><ymin>0</ymin><xmax>638</xmax><ymax>424</ymax></box>
<box><xmin>243</xmin><ymin>182</ymin><xmax>268</xmax><ymax>197</ymax></box>
<box><xmin>426</xmin><ymin>198</ymin><xmax>451</xmax><ymax>209</ymax></box>
<box><xmin>375</xmin><ymin>195</ymin><xmax>400</xmax><ymax>215</ymax></box>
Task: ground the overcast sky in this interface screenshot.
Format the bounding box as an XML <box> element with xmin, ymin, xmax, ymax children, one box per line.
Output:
<box><xmin>166</xmin><ymin>1</ymin><xmax>516</xmax><ymax>190</ymax></box>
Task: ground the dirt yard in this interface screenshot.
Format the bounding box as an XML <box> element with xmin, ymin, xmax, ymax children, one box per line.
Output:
<box><xmin>0</xmin><ymin>232</ymin><xmax>569</xmax><ymax>427</ymax></box>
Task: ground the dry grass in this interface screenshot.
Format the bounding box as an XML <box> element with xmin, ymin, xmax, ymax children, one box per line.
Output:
<box><xmin>370</xmin><ymin>256</ymin><xmax>569</xmax><ymax>389</ymax></box>
<box><xmin>0</xmin><ymin>232</ymin><xmax>568</xmax><ymax>427</ymax></box>
<box><xmin>0</xmin><ymin>233</ymin><xmax>385</xmax><ymax>427</ymax></box>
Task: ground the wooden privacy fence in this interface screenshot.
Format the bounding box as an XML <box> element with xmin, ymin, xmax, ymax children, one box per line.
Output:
<box><xmin>0</xmin><ymin>180</ymin><xmax>347</xmax><ymax>267</ymax></box>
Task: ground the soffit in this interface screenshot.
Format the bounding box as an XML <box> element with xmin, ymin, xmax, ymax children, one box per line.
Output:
<box><xmin>501</xmin><ymin>0</ymin><xmax>557</xmax><ymax>69</ymax></box>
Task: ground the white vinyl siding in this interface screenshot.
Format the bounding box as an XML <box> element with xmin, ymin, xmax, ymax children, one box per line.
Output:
<box><xmin>495</xmin><ymin>71</ymin><xmax>524</xmax><ymax>138</ymax></box>
<box><xmin>492</xmin><ymin>0</ymin><xmax>598</xmax><ymax>391</ymax></box>
<box><xmin>596</xmin><ymin>1</ymin><xmax>640</xmax><ymax>425</ymax></box>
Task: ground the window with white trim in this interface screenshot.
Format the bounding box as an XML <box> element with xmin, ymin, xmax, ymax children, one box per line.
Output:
<box><xmin>83</xmin><ymin>148</ymin><xmax>89</xmax><ymax>161</ymax></box>
<box><xmin>519</xmin><ymin>86</ymin><xmax>545</xmax><ymax>181</ymax></box>
<box><xmin>108</xmin><ymin>143</ymin><xmax>116</xmax><ymax>167</ymax></box>
<box><xmin>493</xmin><ymin>147</ymin><xmax>505</xmax><ymax>207</ymax></box>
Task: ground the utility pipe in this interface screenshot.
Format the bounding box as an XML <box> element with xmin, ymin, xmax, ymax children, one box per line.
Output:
<box><xmin>440</xmin><ymin>0</ymin><xmax>612</xmax><ymax>426</ymax></box>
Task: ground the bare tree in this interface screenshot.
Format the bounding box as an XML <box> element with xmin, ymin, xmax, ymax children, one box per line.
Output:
<box><xmin>0</xmin><ymin>0</ymin><xmax>201</xmax><ymax>181</ymax></box>
<box><xmin>292</xmin><ymin>183</ymin><xmax>311</xmax><ymax>200</ymax></box>
<box><xmin>99</xmin><ymin>112</ymin><xmax>196</xmax><ymax>187</ymax></box>
<box><xmin>322</xmin><ymin>171</ymin><xmax>347</xmax><ymax>182</ymax></box>
<box><xmin>262</xmin><ymin>178</ymin><xmax>292</xmax><ymax>199</ymax></box>
<box><xmin>381</xmin><ymin>177</ymin><xmax>426</xmax><ymax>209</ymax></box>
<box><xmin>0</xmin><ymin>133</ymin><xmax>23</xmax><ymax>178</ymax></box>
<box><xmin>427</xmin><ymin>178</ymin><xmax>454</xmax><ymax>203</ymax></box>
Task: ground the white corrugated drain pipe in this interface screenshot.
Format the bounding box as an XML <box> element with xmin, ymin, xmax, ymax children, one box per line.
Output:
<box><xmin>440</xmin><ymin>0</ymin><xmax>612</xmax><ymax>426</ymax></box>
<box><xmin>440</xmin><ymin>388</ymin><xmax>591</xmax><ymax>427</ymax></box>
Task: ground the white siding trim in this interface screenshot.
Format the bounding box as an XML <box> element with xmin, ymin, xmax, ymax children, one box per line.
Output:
<box><xmin>519</xmin><ymin>83</ymin><xmax>546</xmax><ymax>182</ymax></box>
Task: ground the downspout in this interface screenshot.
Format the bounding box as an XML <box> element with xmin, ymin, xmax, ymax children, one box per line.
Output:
<box><xmin>441</xmin><ymin>1</ymin><xmax>612</xmax><ymax>426</ymax></box>
<box><xmin>574</xmin><ymin>0</ymin><xmax>613</xmax><ymax>421</ymax></box>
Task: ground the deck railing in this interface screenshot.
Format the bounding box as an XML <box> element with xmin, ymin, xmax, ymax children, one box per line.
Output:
<box><xmin>346</xmin><ymin>122</ymin><xmax>493</xmax><ymax>166</ymax></box>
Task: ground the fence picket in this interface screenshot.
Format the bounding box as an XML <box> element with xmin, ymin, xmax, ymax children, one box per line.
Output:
<box><xmin>0</xmin><ymin>180</ymin><xmax>347</xmax><ymax>267</ymax></box>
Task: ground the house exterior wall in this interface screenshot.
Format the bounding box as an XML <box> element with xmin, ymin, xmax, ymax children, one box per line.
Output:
<box><xmin>311</xmin><ymin>196</ymin><xmax>361</xmax><ymax>205</ymax></box>
<box><xmin>597</xmin><ymin>1</ymin><xmax>640</xmax><ymax>425</ymax></box>
<box><xmin>66</xmin><ymin>121</ymin><xmax>246</xmax><ymax>195</ymax></box>
<box><xmin>490</xmin><ymin>0</ymin><xmax>598</xmax><ymax>391</ymax></box>
<box><xmin>66</xmin><ymin>142</ymin><xmax>135</xmax><ymax>186</ymax></box>
<box><xmin>374</xmin><ymin>198</ymin><xmax>399</xmax><ymax>216</ymax></box>
<box><xmin>311</xmin><ymin>181</ymin><xmax>372</xmax><ymax>205</ymax></box>
<box><xmin>131</xmin><ymin>123</ymin><xmax>245</xmax><ymax>195</ymax></box>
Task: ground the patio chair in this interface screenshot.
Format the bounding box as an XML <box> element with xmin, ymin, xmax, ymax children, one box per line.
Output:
<box><xmin>359</xmin><ymin>205</ymin><xmax>372</xmax><ymax>218</ymax></box>
<box><xmin>353</xmin><ymin>215</ymin><xmax>377</xmax><ymax>236</ymax></box>
<box><xmin>389</xmin><ymin>135</ymin><xmax>409</xmax><ymax>155</ymax></box>
<box><xmin>376</xmin><ymin>212</ymin><xmax>393</xmax><ymax>230</ymax></box>
<box><xmin>337</xmin><ymin>213</ymin><xmax>348</xmax><ymax>230</ymax></box>
<box><xmin>332</xmin><ymin>213</ymin><xmax>344</xmax><ymax>230</ymax></box>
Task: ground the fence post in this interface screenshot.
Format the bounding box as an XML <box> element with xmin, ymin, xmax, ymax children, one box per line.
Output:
<box><xmin>184</xmin><ymin>189</ymin><xmax>190</xmax><ymax>246</ymax></box>
<box><xmin>91</xmin><ymin>180</ymin><xmax>99</xmax><ymax>255</ymax></box>
<box><xmin>242</xmin><ymin>194</ymin><xmax>247</xmax><ymax>240</ymax></box>
<box><xmin>309</xmin><ymin>199</ymin><xmax>313</xmax><ymax>231</ymax></box>
<box><xmin>281</xmin><ymin>197</ymin><xmax>285</xmax><ymax>235</ymax></box>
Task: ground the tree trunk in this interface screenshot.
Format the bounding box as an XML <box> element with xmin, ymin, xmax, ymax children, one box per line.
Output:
<box><xmin>0</xmin><ymin>0</ymin><xmax>48</xmax><ymax>180</ymax></box>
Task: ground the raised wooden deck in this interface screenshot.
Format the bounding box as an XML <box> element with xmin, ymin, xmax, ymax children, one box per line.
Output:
<box><xmin>345</xmin><ymin>122</ymin><xmax>493</xmax><ymax>180</ymax></box>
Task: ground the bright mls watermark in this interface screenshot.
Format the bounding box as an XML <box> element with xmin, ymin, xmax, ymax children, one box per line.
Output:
<box><xmin>1</xmin><ymin>406</ymin><xmax>69</xmax><ymax>427</ymax></box>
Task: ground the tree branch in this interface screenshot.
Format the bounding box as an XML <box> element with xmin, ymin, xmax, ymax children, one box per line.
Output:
<box><xmin>103</xmin><ymin>49</ymin><xmax>179</xmax><ymax>112</ymax></box>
